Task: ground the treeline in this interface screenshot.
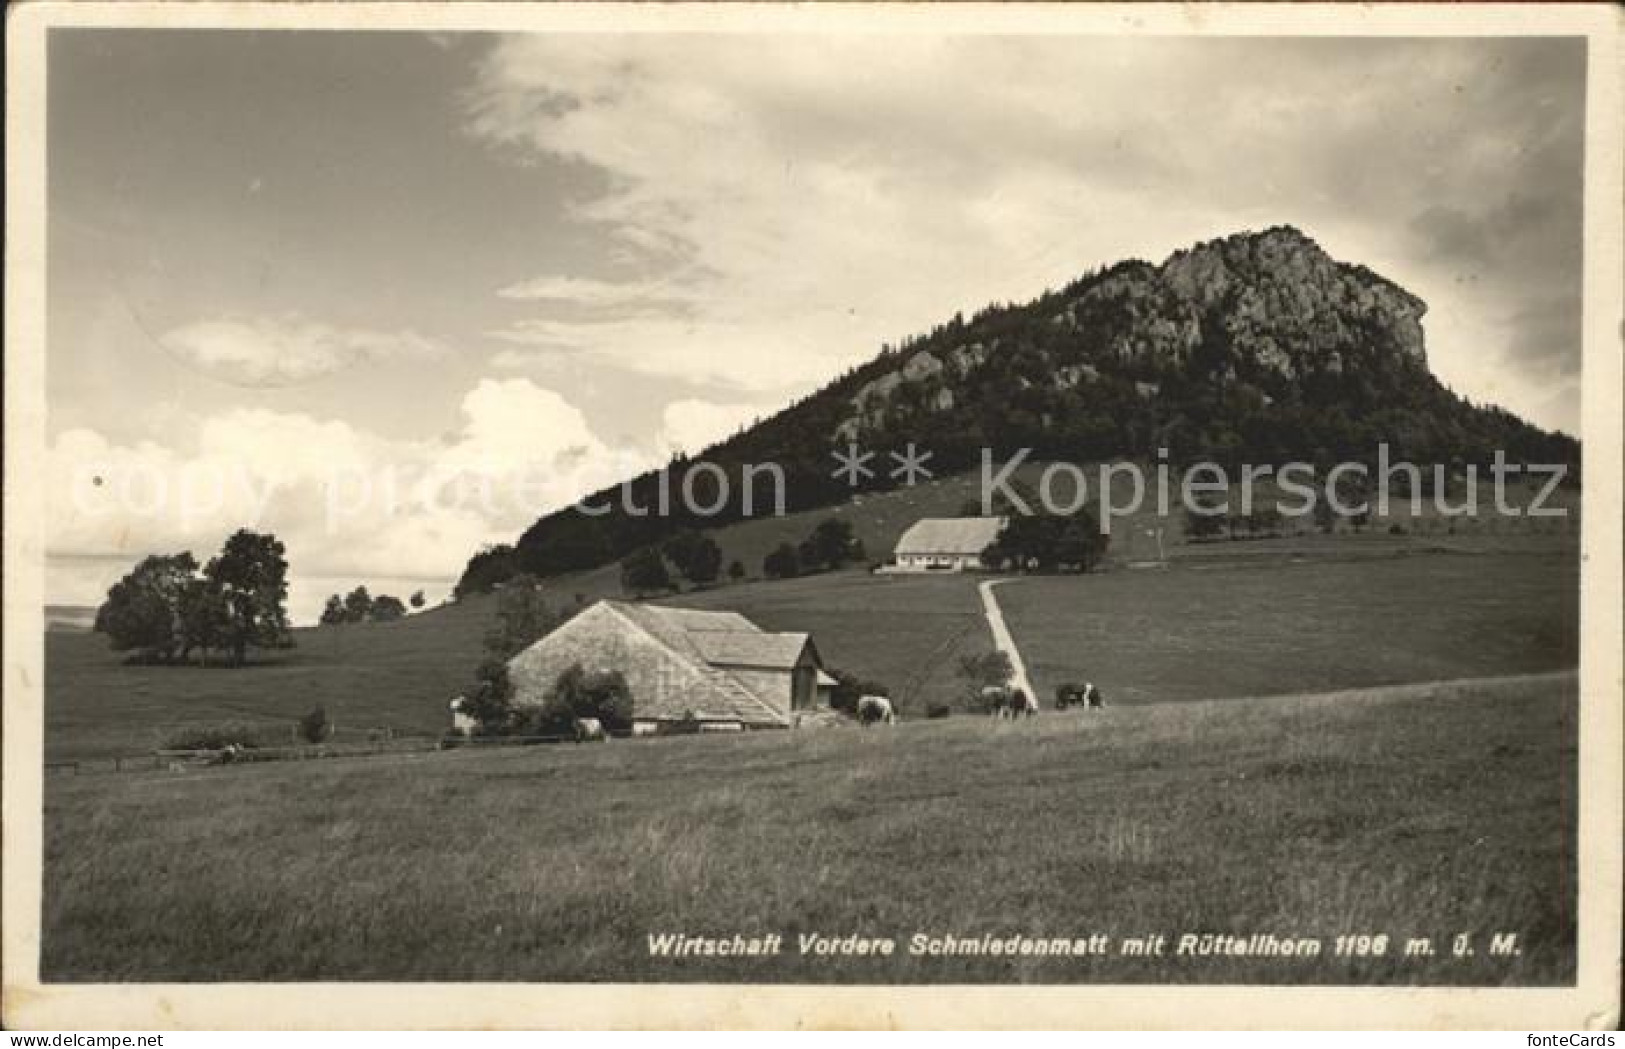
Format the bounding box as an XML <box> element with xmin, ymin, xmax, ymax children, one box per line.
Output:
<box><xmin>93</xmin><ymin>529</ymin><xmax>290</xmax><ymax>666</ymax></box>
<box><xmin>318</xmin><ymin>586</ymin><xmax>426</xmax><ymax>625</ymax></box>
<box><xmin>621</xmin><ymin>515</ymin><xmax>865</xmax><ymax>594</ymax></box>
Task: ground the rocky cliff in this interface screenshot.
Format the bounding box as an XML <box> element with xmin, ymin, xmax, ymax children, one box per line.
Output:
<box><xmin>834</xmin><ymin>226</ymin><xmax>1432</xmax><ymax>444</ymax></box>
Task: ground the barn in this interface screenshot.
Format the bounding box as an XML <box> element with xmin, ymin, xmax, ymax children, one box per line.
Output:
<box><xmin>892</xmin><ymin>517</ymin><xmax>1005</xmax><ymax>572</ymax></box>
<box><xmin>507</xmin><ymin>600</ymin><xmax>824</xmax><ymax>733</ymax></box>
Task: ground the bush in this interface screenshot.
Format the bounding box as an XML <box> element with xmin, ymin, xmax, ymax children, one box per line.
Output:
<box><xmin>541</xmin><ymin>664</ymin><xmax>634</xmax><ymax>734</ymax></box>
<box><xmin>658</xmin><ymin>711</ymin><xmax>704</xmax><ymax>737</ymax></box>
<box><xmin>825</xmin><ymin>669</ymin><xmax>889</xmax><ymax>714</ymax></box>
<box><xmin>159</xmin><ymin>721</ymin><xmax>277</xmax><ymax>751</ymax></box>
<box><xmin>296</xmin><ymin>705</ymin><xmax>333</xmax><ymax>744</ymax></box>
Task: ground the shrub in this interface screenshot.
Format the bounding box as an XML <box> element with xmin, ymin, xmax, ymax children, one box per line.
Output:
<box><xmin>957</xmin><ymin>650</ymin><xmax>1014</xmax><ymax>704</ymax></box>
<box><xmin>296</xmin><ymin>705</ymin><xmax>333</xmax><ymax>744</ymax></box>
<box><xmin>825</xmin><ymin>669</ymin><xmax>889</xmax><ymax>714</ymax></box>
<box><xmin>159</xmin><ymin>721</ymin><xmax>276</xmax><ymax>751</ymax></box>
<box><xmin>659</xmin><ymin>711</ymin><xmax>704</xmax><ymax>737</ymax></box>
<box><xmin>542</xmin><ymin>664</ymin><xmax>634</xmax><ymax>734</ymax></box>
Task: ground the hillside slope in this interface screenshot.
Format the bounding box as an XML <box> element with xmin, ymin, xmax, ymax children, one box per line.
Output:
<box><xmin>477</xmin><ymin>225</ymin><xmax>1577</xmax><ymax>589</ymax></box>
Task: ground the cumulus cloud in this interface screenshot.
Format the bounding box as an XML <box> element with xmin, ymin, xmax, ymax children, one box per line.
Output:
<box><xmin>159</xmin><ymin>316</ymin><xmax>445</xmax><ymax>387</ymax></box>
<box><xmin>463</xmin><ymin>34</ymin><xmax>1585</xmax><ymax>432</ymax></box>
<box><xmin>659</xmin><ymin>399</ymin><xmax>770</xmax><ymax>455</ymax></box>
<box><xmin>47</xmin><ymin>379</ymin><xmax>658</xmax><ymax>621</ymax></box>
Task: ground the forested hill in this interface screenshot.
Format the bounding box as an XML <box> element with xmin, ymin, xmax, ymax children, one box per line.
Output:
<box><xmin>460</xmin><ymin>225</ymin><xmax>1579</xmax><ymax>592</ymax></box>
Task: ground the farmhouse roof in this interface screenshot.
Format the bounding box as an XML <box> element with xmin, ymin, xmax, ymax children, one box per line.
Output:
<box><xmin>894</xmin><ymin>516</ymin><xmax>1004</xmax><ymax>557</ymax></box>
<box><xmin>690</xmin><ymin>630</ymin><xmax>814</xmax><ymax>669</ymax></box>
<box><xmin>509</xmin><ymin>601</ymin><xmax>821</xmax><ymax>727</ymax></box>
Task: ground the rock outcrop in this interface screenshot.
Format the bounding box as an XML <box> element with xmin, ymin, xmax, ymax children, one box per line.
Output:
<box><xmin>831</xmin><ymin>225</ymin><xmax>1430</xmax><ymax>441</ymax></box>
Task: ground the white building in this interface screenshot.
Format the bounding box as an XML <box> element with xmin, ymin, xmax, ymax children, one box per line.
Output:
<box><xmin>891</xmin><ymin>517</ymin><xmax>1005</xmax><ymax>572</ymax></box>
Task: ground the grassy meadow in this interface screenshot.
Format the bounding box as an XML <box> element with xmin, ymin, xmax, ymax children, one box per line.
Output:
<box><xmin>42</xmin><ymin>671</ymin><xmax>1576</xmax><ymax>984</ymax></box>
<box><xmin>46</xmin><ymin>535</ymin><xmax>1579</xmax><ymax>760</ymax></box>
<box><xmin>999</xmin><ymin>546</ymin><xmax>1581</xmax><ymax>706</ymax></box>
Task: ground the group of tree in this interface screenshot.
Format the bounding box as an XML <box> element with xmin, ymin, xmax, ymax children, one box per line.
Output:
<box><xmin>619</xmin><ymin>529</ymin><xmax>730</xmax><ymax>597</ymax></box>
<box><xmin>457</xmin><ymin>577</ymin><xmax>591</xmax><ymax>736</ymax></box>
<box><xmin>763</xmin><ymin>517</ymin><xmax>867</xmax><ymax>580</ymax></box>
<box><xmin>1183</xmin><ymin>504</ymin><xmax>1287</xmax><ymax>542</ymax></box>
<box><xmin>319</xmin><ymin>586</ymin><xmax>423</xmax><ymax>625</ymax></box>
<box><xmin>94</xmin><ymin>529</ymin><xmax>290</xmax><ymax>666</ymax></box>
<box><xmin>980</xmin><ymin>509</ymin><xmax>1109</xmax><ymax>573</ymax></box>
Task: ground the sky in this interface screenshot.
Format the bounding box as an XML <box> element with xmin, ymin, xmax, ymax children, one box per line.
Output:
<box><xmin>45</xmin><ymin>30</ymin><xmax>1587</xmax><ymax>621</ymax></box>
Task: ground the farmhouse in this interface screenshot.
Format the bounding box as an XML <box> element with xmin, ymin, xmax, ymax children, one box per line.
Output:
<box><xmin>507</xmin><ymin>600</ymin><xmax>824</xmax><ymax>733</ymax></box>
<box><xmin>892</xmin><ymin>517</ymin><xmax>1005</xmax><ymax>572</ymax></box>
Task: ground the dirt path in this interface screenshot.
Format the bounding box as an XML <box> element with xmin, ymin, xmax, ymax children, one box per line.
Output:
<box><xmin>978</xmin><ymin>578</ymin><xmax>1036</xmax><ymax>702</ymax></box>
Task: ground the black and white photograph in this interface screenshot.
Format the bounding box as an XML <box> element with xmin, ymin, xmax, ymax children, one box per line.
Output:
<box><xmin>4</xmin><ymin>1</ymin><xmax>1621</xmax><ymax>1031</ymax></box>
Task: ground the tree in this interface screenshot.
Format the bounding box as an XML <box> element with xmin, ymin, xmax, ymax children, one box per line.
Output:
<box><xmin>204</xmin><ymin>529</ymin><xmax>290</xmax><ymax>665</ymax></box>
<box><xmin>371</xmin><ymin>594</ymin><xmax>407</xmax><ymax>622</ymax></box>
<box><xmin>540</xmin><ymin>664</ymin><xmax>634</xmax><ymax>734</ymax></box>
<box><xmin>982</xmin><ymin>515</ymin><xmax>1067</xmax><ymax>571</ymax></box>
<box><xmin>94</xmin><ymin>553</ymin><xmax>199</xmax><ymax>662</ymax></box>
<box><xmin>409</xmin><ymin>590</ymin><xmax>426</xmax><ymax>610</ymax></box>
<box><xmin>1054</xmin><ymin>512</ymin><xmax>1109</xmax><ymax>572</ymax></box>
<box><xmin>319</xmin><ymin>595</ymin><xmax>347</xmax><ymax>626</ymax></box>
<box><xmin>727</xmin><ymin>560</ymin><xmax>746</xmax><ymax>582</ymax></box>
<box><xmin>297</xmin><ymin>705</ymin><xmax>334</xmax><ymax>744</ymax></box>
<box><xmin>763</xmin><ymin>542</ymin><xmax>801</xmax><ymax>580</ymax></box>
<box><xmin>620</xmin><ymin>547</ymin><xmax>673</xmax><ymax>597</ymax></box>
<box><xmin>461</xmin><ymin>658</ymin><xmax>517</xmax><ymax>735</ymax></box>
<box><xmin>825</xmin><ymin>669</ymin><xmax>889</xmax><ymax>715</ymax></box>
<box><xmin>800</xmin><ymin>517</ymin><xmax>858</xmax><ymax>572</ymax></box>
<box><xmin>484</xmin><ymin>574</ymin><xmax>559</xmax><ymax>658</ymax></box>
<box><xmin>454</xmin><ymin>543</ymin><xmax>519</xmax><ymax>600</ymax></box>
<box><xmin>343</xmin><ymin>586</ymin><xmax>374</xmax><ymax>623</ymax></box>
<box><xmin>177</xmin><ymin>578</ymin><xmax>230</xmax><ymax>664</ymax></box>
<box><xmin>957</xmin><ymin>650</ymin><xmax>1015</xmax><ymax>708</ymax></box>
<box><xmin>663</xmin><ymin>529</ymin><xmax>722</xmax><ymax>588</ymax></box>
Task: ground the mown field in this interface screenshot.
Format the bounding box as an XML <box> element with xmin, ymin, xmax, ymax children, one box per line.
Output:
<box><xmin>42</xmin><ymin>671</ymin><xmax>1577</xmax><ymax>984</ymax></box>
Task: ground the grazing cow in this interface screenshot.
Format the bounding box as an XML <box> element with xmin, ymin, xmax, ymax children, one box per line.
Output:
<box><xmin>1084</xmin><ymin>682</ymin><xmax>1106</xmax><ymax>710</ymax></box>
<box><xmin>572</xmin><ymin>716</ymin><xmax>607</xmax><ymax>743</ymax></box>
<box><xmin>856</xmin><ymin>695</ymin><xmax>896</xmax><ymax>726</ymax></box>
<box><xmin>1007</xmin><ymin>688</ymin><xmax>1038</xmax><ymax>719</ymax></box>
<box><xmin>982</xmin><ymin>685</ymin><xmax>1011</xmax><ymax>717</ymax></box>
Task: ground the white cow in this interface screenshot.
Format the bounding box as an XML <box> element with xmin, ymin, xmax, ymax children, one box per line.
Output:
<box><xmin>856</xmin><ymin>695</ymin><xmax>896</xmax><ymax>726</ymax></box>
<box><xmin>572</xmin><ymin>717</ymin><xmax>607</xmax><ymax>743</ymax></box>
